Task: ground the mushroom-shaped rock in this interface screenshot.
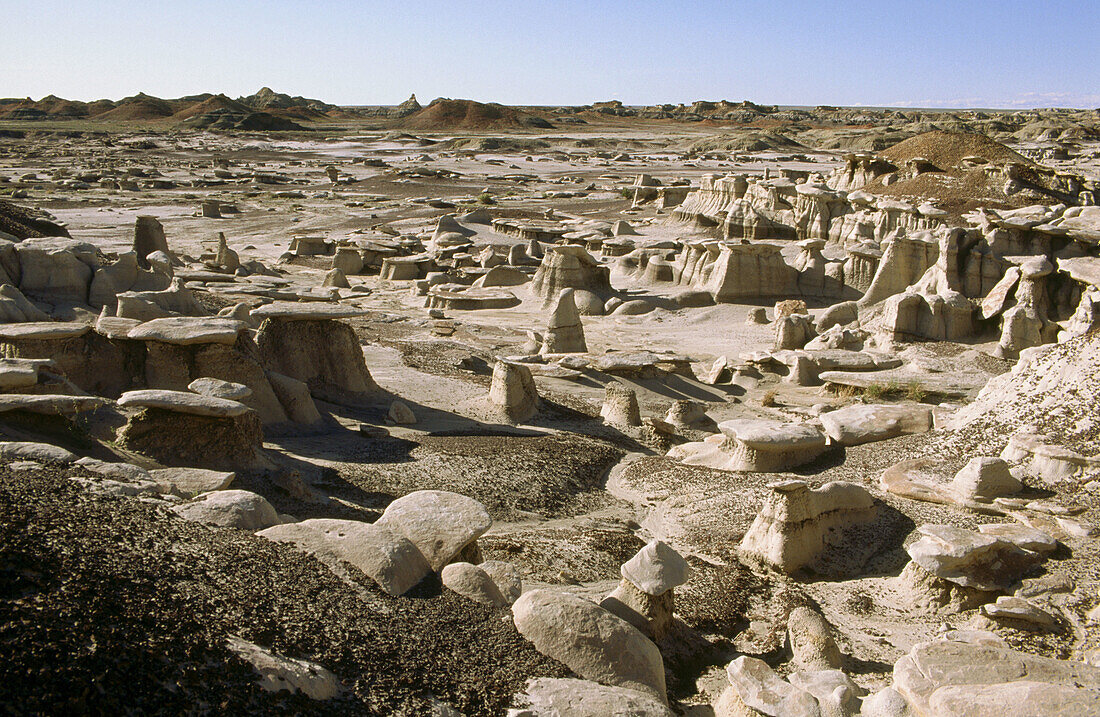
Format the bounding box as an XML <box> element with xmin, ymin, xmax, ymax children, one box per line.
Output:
<box><xmin>720</xmin><ymin>419</ymin><xmax>827</xmax><ymax>472</ymax></box>
<box><xmin>530</xmin><ymin>245</ymin><xmax>612</xmax><ymax>307</ymax></box>
<box><xmin>600</xmin><ymin>540</ymin><xmax>690</xmax><ymax>641</ymax></box>
<box><xmin>254</xmin><ymin>303</ymin><xmax>379</xmax><ymax>406</ymax></box>
<box><xmin>905</xmin><ymin>523</ymin><xmax>1039</xmax><ymax>592</ymax></box>
<box><xmin>116</xmin><ymin>391</ymin><xmax>267</xmax><ymax>470</ymax></box>
<box><xmin>621</xmin><ymin>540</ymin><xmax>690</xmax><ymax>596</ymax></box>
<box><xmin>739</xmin><ymin>480</ymin><xmax>877</xmax><ymax>573</ymax></box>
<box><xmin>512</xmin><ymin>589</ymin><xmax>667</xmax><ymax>703</ymax></box>
<box><xmin>376</xmin><ymin>490</ymin><xmax>492</xmax><ymax>572</ymax></box>
<box><xmin>170</xmin><ymin>490</ymin><xmax>282</xmax><ymax>530</ymax></box>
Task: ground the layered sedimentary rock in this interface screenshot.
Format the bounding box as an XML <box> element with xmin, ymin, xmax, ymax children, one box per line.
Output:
<box><xmin>530</xmin><ymin>245</ymin><xmax>612</xmax><ymax>306</ymax></box>
<box><xmin>739</xmin><ymin>479</ymin><xmax>877</xmax><ymax>573</ymax></box>
<box><xmin>253</xmin><ymin>303</ymin><xmax>379</xmax><ymax>407</ymax></box>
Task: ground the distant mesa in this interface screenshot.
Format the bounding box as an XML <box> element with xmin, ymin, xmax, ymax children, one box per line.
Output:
<box><xmin>400</xmin><ymin>98</ymin><xmax>554</xmax><ymax>130</ymax></box>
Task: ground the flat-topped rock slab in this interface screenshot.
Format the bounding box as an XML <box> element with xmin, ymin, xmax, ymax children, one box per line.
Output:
<box><xmin>118</xmin><ymin>389</ymin><xmax>251</xmax><ymax>417</ymax></box>
<box><xmin>820</xmin><ymin>403</ymin><xmax>933</xmax><ymax>446</ymax></box>
<box><xmin>0</xmin><ymin>322</ymin><xmax>91</xmax><ymax>340</ymax></box>
<box><xmin>94</xmin><ymin>315</ymin><xmax>142</xmax><ymax>339</ymax></box>
<box><xmin>127</xmin><ymin>317</ymin><xmax>246</xmax><ymax>345</ymax></box>
<box><xmin>250</xmin><ymin>301</ymin><xmax>369</xmax><ymax>320</ymax></box>
<box><xmin>819</xmin><ymin>369</ymin><xmax>986</xmax><ymax>399</ymax></box>
<box><xmin>188</xmin><ymin>377</ymin><xmax>252</xmax><ymax>401</ymax></box>
<box><xmin>0</xmin><ymin>358</ymin><xmax>52</xmax><ymax>390</ymax></box>
<box><xmin>0</xmin><ymin>394</ymin><xmax>107</xmax><ymax>415</ymax></box>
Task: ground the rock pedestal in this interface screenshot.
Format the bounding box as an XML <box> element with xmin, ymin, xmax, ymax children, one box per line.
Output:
<box><xmin>488</xmin><ymin>360</ymin><xmax>539</xmax><ymax>423</ymax></box>
<box><xmin>253</xmin><ymin>303</ymin><xmax>379</xmax><ymax>407</ymax></box>
<box><xmin>600</xmin><ymin>540</ymin><xmax>690</xmax><ymax>641</ymax></box>
<box><xmin>739</xmin><ymin>480</ymin><xmax>877</xmax><ymax>573</ymax></box>
<box><xmin>601</xmin><ymin>382</ymin><xmax>641</xmax><ymax>426</ymax></box>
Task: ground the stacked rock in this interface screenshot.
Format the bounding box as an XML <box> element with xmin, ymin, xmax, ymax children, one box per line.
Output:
<box><xmin>600</xmin><ymin>540</ymin><xmax>690</xmax><ymax>641</ymax></box>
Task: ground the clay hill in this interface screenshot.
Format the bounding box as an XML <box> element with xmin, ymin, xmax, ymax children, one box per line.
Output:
<box><xmin>0</xmin><ymin>88</ymin><xmax>333</xmax><ymax>127</ymax></box>
<box><xmin>400</xmin><ymin>98</ymin><xmax>554</xmax><ymax>130</ymax></box>
<box><xmin>878</xmin><ymin>129</ymin><xmax>1034</xmax><ymax>169</ymax></box>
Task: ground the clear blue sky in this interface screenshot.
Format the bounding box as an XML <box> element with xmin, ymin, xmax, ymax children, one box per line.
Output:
<box><xmin>3</xmin><ymin>0</ymin><xmax>1098</xmax><ymax>108</ymax></box>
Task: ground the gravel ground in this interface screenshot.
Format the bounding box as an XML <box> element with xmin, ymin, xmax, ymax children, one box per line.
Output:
<box><xmin>0</xmin><ymin>465</ymin><xmax>570</xmax><ymax>715</ymax></box>
<box><xmin>337</xmin><ymin>433</ymin><xmax>626</xmax><ymax>521</ymax></box>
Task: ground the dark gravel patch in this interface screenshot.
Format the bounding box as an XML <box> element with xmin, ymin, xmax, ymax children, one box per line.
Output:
<box><xmin>0</xmin><ymin>465</ymin><xmax>569</xmax><ymax>715</ymax></box>
<box><xmin>340</xmin><ymin>433</ymin><xmax>626</xmax><ymax>521</ymax></box>
<box><xmin>481</xmin><ymin>524</ymin><xmax>644</xmax><ymax>584</ymax></box>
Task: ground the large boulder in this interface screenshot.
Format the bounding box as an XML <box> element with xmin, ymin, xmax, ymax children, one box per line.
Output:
<box><xmin>514</xmin><ymin>677</ymin><xmax>674</xmax><ymax>717</ymax></box>
<box><xmin>892</xmin><ymin>636</ymin><xmax>1100</xmax><ymax>716</ymax></box>
<box><xmin>170</xmin><ymin>490</ymin><xmax>282</xmax><ymax>530</ymax></box>
<box><xmin>512</xmin><ymin>589</ymin><xmax>667</xmax><ymax>703</ymax></box>
<box><xmin>261</xmin><ymin>518</ymin><xmax>432</xmax><ymax>596</ymax></box>
<box><xmin>376</xmin><ymin>490</ymin><xmax>492</xmax><ymax>572</ymax></box>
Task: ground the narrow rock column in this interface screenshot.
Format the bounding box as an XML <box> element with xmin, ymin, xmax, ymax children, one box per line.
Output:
<box><xmin>540</xmin><ymin>288</ymin><xmax>587</xmax><ymax>354</ymax></box>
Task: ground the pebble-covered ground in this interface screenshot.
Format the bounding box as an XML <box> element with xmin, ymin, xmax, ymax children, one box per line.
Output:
<box><xmin>0</xmin><ymin>465</ymin><xmax>570</xmax><ymax>715</ymax></box>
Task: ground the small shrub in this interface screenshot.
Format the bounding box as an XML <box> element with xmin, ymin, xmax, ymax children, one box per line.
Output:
<box><xmin>476</xmin><ymin>192</ymin><xmax>495</xmax><ymax>205</ymax></box>
<box><xmin>617</xmin><ymin>187</ymin><xmax>633</xmax><ymax>200</ymax></box>
<box><xmin>863</xmin><ymin>382</ymin><xmax>886</xmax><ymax>401</ymax></box>
<box><xmin>760</xmin><ymin>389</ymin><xmax>778</xmax><ymax>407</ymax></box>
<box><xmin>830</xmin><ymin>383</ymin><xmax>860</xmax><ymax>400</ymax></box>
<box><xmin>905</xmin><ymin>381</ymin><xmax>928</xmax><ymax>402</ymax></box>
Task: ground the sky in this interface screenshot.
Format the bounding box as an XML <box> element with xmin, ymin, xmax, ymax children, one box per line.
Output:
<box><xmin>3</xmin><ymin>0</ymin><xmax>1098</xmax><ymax>109</ymax></box>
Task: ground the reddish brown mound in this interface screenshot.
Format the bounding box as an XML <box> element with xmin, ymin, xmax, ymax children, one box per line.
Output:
<box><xmin>879</xmin><ymin>130</ymin><xmax>1032</xmax><ymax>169</ymax></box>
<box><xmin>401</xmin><ymin>98</ymin><xmax>552</xmax><ymax>130</ymax></box>
<box><xmin>171</xmin><ymin>94</ymin><xmax>251</xmax><ymax>120</ymax></box>
<box><xmin>29</xmin><ymin>95</ymin><xmax>89</xmax><ymax>118</ymax></box>
<box><xmin>0</xmin><ymin>200</ymin><xmax>71</xmax><ymax>240</ymax></box>
<box><xmin>96</xmin><ymin>93</ymin><xmax>175</xmax><ymax>121</ymax></box>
